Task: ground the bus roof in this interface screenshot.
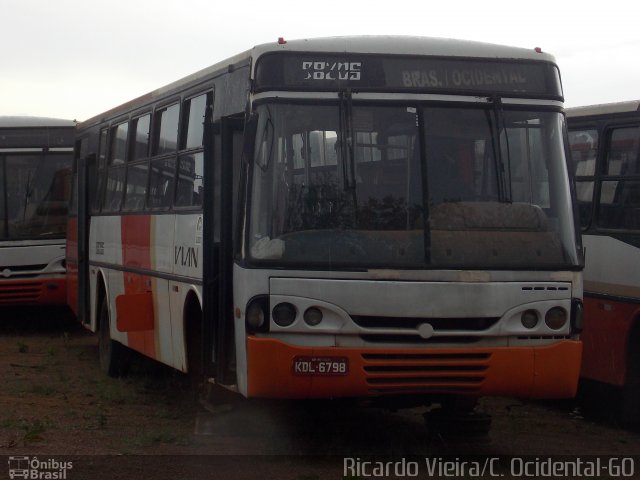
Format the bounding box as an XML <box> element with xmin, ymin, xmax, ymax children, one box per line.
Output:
<box><xmin>566</xmin><ymin>100</ymin><xmax>640</xmax><ymax>119</ymax></box>
<box><xmin>79</xmin><ymin>36</ymin><xmax>558</xmax><ymax>127</ymax></box>
<box><xmin>0</xmin><ymin>116</ymin><xmax>75</xmax><ymax>128</ymax></box>
<box><xmin>252</xmin><ymin>36</ymin><xmax>556</xmax><ymax>62</ymax></box>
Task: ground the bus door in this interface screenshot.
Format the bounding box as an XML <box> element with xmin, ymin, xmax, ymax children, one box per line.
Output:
<box><xmin>203</xmin><ymin>114</ymin><xmax>244</xmax><ymax>386</ymax></box>
<box><xmin>69</xmin><ymin>139</ymin><xmax>93</xmax><ymax>325</ymax></box>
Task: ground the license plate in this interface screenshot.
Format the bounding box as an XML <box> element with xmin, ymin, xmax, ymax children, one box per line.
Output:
<box><xmin>292</xmin><ymin>356</ymin><xmax>349</xmax><ymax>376</ymax></box>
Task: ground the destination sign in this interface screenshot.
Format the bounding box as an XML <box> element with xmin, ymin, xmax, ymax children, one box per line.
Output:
<box><xmin>254</xmin><ymin>53</ymin><xmax>563</xmax><ymax>98</ymax></box>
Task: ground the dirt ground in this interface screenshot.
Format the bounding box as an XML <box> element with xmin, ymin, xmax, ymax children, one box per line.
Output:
<box><xmin>2</xmin><ymin>308</ymin><xmax>640</xmax><ymax>479</ymax></box>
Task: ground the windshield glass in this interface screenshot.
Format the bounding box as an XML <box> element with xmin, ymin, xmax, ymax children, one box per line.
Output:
<box><xmin>1</xmin><ymin>153</ymin><xmax>72</xmax><ymax>239</ymax></box>
<box><xmin>247</xmin><ymin>102</ymin><xmax>579</xmax><ymax>270</ymax></box>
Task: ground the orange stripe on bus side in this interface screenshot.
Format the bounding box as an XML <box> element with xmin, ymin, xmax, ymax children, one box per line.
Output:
<box><xmin>120</xmin><ymin>215</ymin><xmax>156</xmax><ymax>359</ymax></box>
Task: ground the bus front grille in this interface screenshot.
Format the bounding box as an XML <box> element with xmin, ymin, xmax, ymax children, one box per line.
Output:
<box><xmin>359</xmin><ymin>334</ymin><xmax>482</xmax><ymax>344</ymax></box>
<box><xmin>0</xmin><ymin>282</ymin><xmax>43</xmax><ymax>304</ymax></box>
<box><xmin>352</xmin><ymin>316</ymin><xmax>500</xmax><ymax>331</ymax></box>
<box><xmin>361</xmin><ymin>352</ymin><xmax>490</xmax><ymax>394</ymax></box>
<box><xmin>352</xmin><ymin>315</ymin><xmax>499</xmax><ymax>345</ymax></box>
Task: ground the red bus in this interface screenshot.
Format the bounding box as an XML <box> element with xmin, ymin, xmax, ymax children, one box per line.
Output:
<box><xmin>0</xmin><ymin>117</ymin><xmax>74</xmax><ymax>306</ymax></box>
<box><xmin>567</xmin><ymin>100</ymin><xmax>640</xmax><ymax>425</ymax></box>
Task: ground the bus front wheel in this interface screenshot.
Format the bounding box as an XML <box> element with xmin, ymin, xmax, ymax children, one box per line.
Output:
<box><xmin>98</xmin><ymin>299</ymin><xmax>130</xmax><ymax>377</ymax></box>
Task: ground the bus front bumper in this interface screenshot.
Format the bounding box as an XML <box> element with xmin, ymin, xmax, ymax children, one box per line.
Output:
<box><xmin>246</xmin><ymin>337</ymin><xmax>582</xmax><ymax>399</ymax></box>
<box><xmin>0</xmin><ymin>278</ymin><xmax>66</xmax><ymax>306</ymax></box>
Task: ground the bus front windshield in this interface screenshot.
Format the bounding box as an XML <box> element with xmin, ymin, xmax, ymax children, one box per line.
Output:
<box><xmin>247</xmin><ymin>102</ymin><xmax>580</xmax><ymax>270</ymax></box>
<box><xmin>0</xmin><ymin>153</ymin><xmax>72</xmax><ymax>240</ymax></box>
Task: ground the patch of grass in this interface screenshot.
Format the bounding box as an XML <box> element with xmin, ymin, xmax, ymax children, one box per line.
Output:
<box><xmin>28</xmin><ymin>384</ymin><xmax>57</xmax><ymax>397</ymax></box>
<box><xmin>128</xmin><ymin>429</ymin><xmax>185</xmax><ymax>447</ymax></box>
<box><xmin>17</xmin><ymin>340</ymin><xmax>28</xmax><ymax>353</ymax></box>
<box><xmin>97</xmin><ymin>379</ymin><xmax>140</xmax><ymax>405</ymax></box>
<box><xmin>155</xmin><ymin>406</ymin><xmax>189</xmax><ymax>421</ymax></box>
<box><xmin>0</xmin><ymin>414</ymin><xmax>21</xmax><ymax>429</ymax></box>
<box><xmin>57</xmin><ymin>369</ymin><xmax>69</xmax><ymax>383</ymax></box>
<box><xmin>19</xmin><ymin>418</ymin><xmax>51</xmax><ymax>444</ymax></box>
<box><xmin>82</xmin><ymin>405</ymin><xmax>108</xmax><ymax>430</ymax></box>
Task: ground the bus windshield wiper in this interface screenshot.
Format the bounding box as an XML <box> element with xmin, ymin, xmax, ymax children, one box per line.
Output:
<box><xmin>339</xmin><ymin>90</ymin><xmax>356</xmax><ymax>192</ymax></box>
<box><xmin>489</xmin><ymin>95</ymin><xmax>512</xmax><ymax>203</ymax></box>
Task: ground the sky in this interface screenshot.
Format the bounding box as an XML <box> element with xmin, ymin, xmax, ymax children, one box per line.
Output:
<box><xmin>2</xmin><ymin>0</ymin><xmax>639</xmax><ymax>122</ymax></box>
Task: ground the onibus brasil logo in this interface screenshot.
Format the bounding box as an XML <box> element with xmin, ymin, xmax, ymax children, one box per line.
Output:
<box><xmin>8</xmin><ymin>456</ymin><xmax>73</xmax><ymax>479</ymax></box>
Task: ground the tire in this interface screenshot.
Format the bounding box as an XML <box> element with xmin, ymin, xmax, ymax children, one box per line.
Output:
<box><xmin>621</xmin><ymin>324</ymin><xmax>640</xmax><ymax>429</ymax></box>
<box><xmin>621</xmin><ymin>384</ymin><xmax>640</xmax><ymax>428</ymax></box>
<box><xmin>185</xmin><ymin>302</ymin><xmax>203</xmax><ymax>389</ymax></box>
<box><xmin>98</xmin><ymin>299</ymin><xmax>130</xmax><ymax>377</ymax></box>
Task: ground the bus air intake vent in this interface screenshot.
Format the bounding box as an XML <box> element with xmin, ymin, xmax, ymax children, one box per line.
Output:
<box><xmin>359</xmin><ymin>334</ymin><xmax>481</xmax><ymax>344</ymax></box>
<box><xmin>0</xmin><ymin>282</ymin><xmax>43</xmax><ymax>304</ymax></box>
<box><xmin>361</xmin><ymin>352</ymin><xmax>490</xmax><ymax>394</ymax></box>
<box><xmin>521</xmin><ymin>286</ymin><xmax>569</xmax><ymax>291</ymax></box>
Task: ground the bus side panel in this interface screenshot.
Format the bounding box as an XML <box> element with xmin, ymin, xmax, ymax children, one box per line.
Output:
<box><xmin>170</xmin><ymin>213</ymin><xmax>203</xmax><ymax>372</ymax></box>
<box><xmin>90</xmin><ymin>216</ymin><xmax>126</xmax><ymax>341</ymax></box>
<box><xmin>581</xmin><ymin>296</ymin><xmax>637</xmax><ymax>386</ymax></box>
<box><xmin>581</xmin><ymin>234</ymin><xmax>640</xmax><ymax>386</ymax></box>
<box><xmin>120</xmin><ymin>215</ymin><xmax>154</xmax><ymax>358</ymax></box>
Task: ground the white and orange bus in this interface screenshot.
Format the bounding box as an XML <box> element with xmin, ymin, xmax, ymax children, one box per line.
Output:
<box><xmin>0</xmin><ymin>117</ymin><xmax>74</xmax><ymax>306</ymax></box>
<box><xmin>567</xmin><ymin>101</ymin><xmax>640</xmax><ymax>425</ymax></box>
<box><xmin>68</xmin><ymin>36</ymin><xmax>583</xmax><ymax>407</ymax></box>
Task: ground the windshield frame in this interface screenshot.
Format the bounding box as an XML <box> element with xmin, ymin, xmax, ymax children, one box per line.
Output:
<box><xmin>242</xmin><ymin>97</ymin><xmax>582</xmax><ymax>272</ymax></box>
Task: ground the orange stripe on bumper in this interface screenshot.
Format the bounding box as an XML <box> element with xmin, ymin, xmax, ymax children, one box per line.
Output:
<box><xmin>246</xmin><ymin>337</ymin><xmax>582</xmax><ymax>400</ymax></box>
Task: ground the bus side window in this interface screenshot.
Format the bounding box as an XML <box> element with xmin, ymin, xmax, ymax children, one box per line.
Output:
<box><xmin>92</xmin><ymin>128</ymin><xmax>109</xmax><ymax>213</ymax></box>
<box><xmin>148</xmin><ymin>104</ymin><xmax>179</xmax><ymax>209</ymax></box>
<box><xmin>103</xmin><ymin>122</ymin><xmax>128</xmax><ymax>212</ymax></box>
<box><xmin>568</xmin><ymin>128</ymin><xmax>598</xmax><ymax>229</ymax></box>
<box><xmin>153</xmin><ymin>104</ymin><xmax>179</xmax><ymax>156</ymax></box>
<box><xmin>176</xmin><ymin>152</ymin><xmax>204</xmax><ymax>207</ymax></box>
<box><xmin>148</xmin><ymin>157</ymin><xmax>176</xmax><ymax>209</ymax></box>
<box><xmin>605</xmin><ymin>126</ymin><xmax>640</xmax><ymax>176</ymax></box>
<box><xmin>175</xmin><ymin>92</ymin><xmax>211</xmax><ymax>208</ymax></box>
<box><xmin>598</xmin><ymin>126</ymin><xmax>640</xmax><ymax>230</ymax></box>
<box><xmin>123</xmin><ymin>114</ymin><xmax>151</xmax><ymax>211</ymax></box>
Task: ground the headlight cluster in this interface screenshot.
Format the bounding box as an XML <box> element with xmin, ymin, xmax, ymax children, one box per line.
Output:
<box><xmin>519</xmin><ymin>301</ymin><xmax>582</xmax><ymax>332</ymax></box>
<box><xmin>520</xmin><ymin>307</ymin><xmax>567</xmax><ymax>330</ymax></box>
<box><xmin>245</xmin><ymin>298</ymin><xmax>325</xmax><ymax>333</ymax></box>
<box><xmin>245</xmin><ymin>296</ymin><xmax>269</xmax><ymax>333</ymax></box>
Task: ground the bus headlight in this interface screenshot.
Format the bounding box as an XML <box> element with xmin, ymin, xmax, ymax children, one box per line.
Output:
<box><xmin>545</xmin><ymin>307</ymin><xmax>568</xmax><ymax>330</ymax></box>
<box><xmin>521</xmin><ymin>309</ymin><xmax>539</xmax><ymax>329</ymax></box>
<box><xmin>303</xmin><ymin>307</ymin><xmax>323</xmax><ymax>326</ymax></box>
<box><xmin>246</xmin><ymin>296</ymin><xmax>269</xmax><ymax>333</ymax></box>
<box><xmin>272</xmin><ymin>302</ymin><xmax>297</xmax><ymax>327</ymax></box>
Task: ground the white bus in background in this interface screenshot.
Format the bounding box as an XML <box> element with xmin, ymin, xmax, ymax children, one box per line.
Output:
<box><xmin>68</xmin><ymin>36</ymin><xmax>583</xmax><ymax>411</ymax></box>
<box><xmin>0</xmin><ymin>117</ymin><xmax>74</xmax><ymax>306</ymax></box>
<box><xmin>567</xmin><ymin>100</ymin><xmax>640</xmax><ymax>426</ymax></box>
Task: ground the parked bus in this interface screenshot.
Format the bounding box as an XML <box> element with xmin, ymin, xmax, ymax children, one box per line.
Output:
<box><xmin>567</xmin><ymin>100</ymin><xmax>640</xmax><ymax>425</ymax></box>
<box><xmin>68</xmin><ymin>36</ymin><xmax>583</xmax><ymax>407</ymax></box>
<box><xmin>0</xmin><ymin>117</ymin><xmax>74</xmax><ymax>306</ymax></box>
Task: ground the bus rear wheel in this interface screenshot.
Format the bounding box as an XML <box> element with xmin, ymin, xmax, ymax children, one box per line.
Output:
<box><xmin>98</xmin><ymin>299</ymin><xmax>130</xmax><ymax>377</ymax></box>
